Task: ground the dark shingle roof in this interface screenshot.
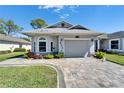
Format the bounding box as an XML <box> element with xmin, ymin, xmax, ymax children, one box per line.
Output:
<box><xmin>108</xmin><ymin>31</ymin><xmax>124</xmax><ymax>39</ymax></box>
<box><xmin>0</xmin><ymin>34</ymin><xmax>31</xmax><ymax>44</ymax></box>
<box><xmin>23</xmin><ymin>21</ymin><xmax>103</xmax><ymax>37</ymax></box>
<box><xmin>69</xmin><ymin>25</ymin><xmax>89</xmax><ymax>30</ymax></box>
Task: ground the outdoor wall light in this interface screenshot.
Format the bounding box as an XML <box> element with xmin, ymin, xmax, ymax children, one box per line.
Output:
<box><xmin>61</xmin><ymin>38</ymin><xmax>63</xmax><ymax>41</ymax></box>
<box><xmin>91</xmin><ymin>38</ymin><xmax>94</xmax><ymax>42</ymax></box>
<box><xmin>75</xmin><ymin>36</ymin><xmax>80</xmax><ymax>38</ymax></box>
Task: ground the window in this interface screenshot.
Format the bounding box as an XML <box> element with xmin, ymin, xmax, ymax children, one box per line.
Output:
<box><xmin>39</xmin><ymin>37</ymin><xmax>46</xmax><ymax>40</ymax></box>
<box><xmin>111</xmin><ymin>40</ymin><xmax>119</xmax><ymax>49</ymax></box>
<box><xmin>51</xmin><ymin>42</ymin><xmax>53</xmax><ymax>52</ymax></box>
<box><xmin>39</xmin><ymin>37</ymin><xmax>46</xmax><ymax>52</ymax></box>
<box><xmin>39</xmin><ymin>42</ymin><xmax>46</xmax><ymax>52</ymax></box>
<box><xmin>61</xmin><ymin>23</ymin><xmax>65</xmax><ymax>27</ymax></box>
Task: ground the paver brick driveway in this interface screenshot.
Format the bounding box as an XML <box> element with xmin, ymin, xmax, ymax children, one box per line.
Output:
<box><xmin>0</xmin><ymin>57</ymin><xmax>124</xmax><ymax>88</ymax></box>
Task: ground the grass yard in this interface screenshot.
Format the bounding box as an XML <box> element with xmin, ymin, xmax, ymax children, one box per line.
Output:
<box><xmin>105</xmin><ymin>53</ymin><xmax>124</xmax><ymax>65</ymax></box>
<box><xmin>0</xmin><ymin>66</ymin><xmax>57</xmax><ymax>88</ymax></box>
<box><xmin>0</xmin><ymin>52</ymin><xmax>25</xmax><ymax>62</ymax></box>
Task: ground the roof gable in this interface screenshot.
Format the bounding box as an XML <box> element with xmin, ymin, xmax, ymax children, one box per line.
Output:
<box><xmin>47</xmin><ymin>21</ymin><xmax>73</xmax><ymax>28</ymax></box>
<box><xmin>69</xmin><ymin>25</ymin><xmax>89</xmax><ymax>30</ymax></box>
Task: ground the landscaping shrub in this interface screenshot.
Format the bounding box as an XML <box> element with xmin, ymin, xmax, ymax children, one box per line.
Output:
<box><xmin>25</xmin><ymin>50</ymin><xmax>43</xmax><ymax>59</ymax></box>
<box><xmin>0</xmin><ymin>50</ymin><xmax>11</xmax><ymax>55</ymax></box>
<box><xmin>44</xmin><ymin>54</ymin><xmax>54</xmax><ymax>59</ymax></box>
<box><xmin>95</xmin><ymin>51</ymin><xmax>105</xmax><ymax>59</ymax></box>
<box><xmin>54</xmin><ymin>53</ymin><xmax>64</xmax><ymax>58</ymax></box>
<box><xmin>13</xmin><ymin>48</ymin><xmax>26</xmax><ymax>52</ymax></box>
<box><xmin>33</xmin><ymin>54</ymin><xmax>43</xmax><ymax>59</ymax></box>
<box><xmin>23</xmin><ymin>53</ymin><xmax>29</xmax><ymax>59</ymax></box>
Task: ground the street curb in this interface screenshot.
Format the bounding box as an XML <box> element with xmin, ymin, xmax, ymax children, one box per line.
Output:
<box><xmin>48</xmin><ymin>64</ymin><xmax>66</xmax><ymax>88</ymax></box>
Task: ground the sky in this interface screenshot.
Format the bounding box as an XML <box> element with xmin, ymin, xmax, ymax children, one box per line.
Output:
<box><xmin>0</xmin><ymin>5</ymin><xmax>124</xmax><ymax>36</ymax></box>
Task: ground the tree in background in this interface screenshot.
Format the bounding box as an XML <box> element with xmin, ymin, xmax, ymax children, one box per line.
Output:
<box><xmin>0</xmin><ymin>19</ymin><xmax>6</xmax><ymax>34</ymax></box>
<box><xmin>0</xmin><ymin>19</ymin><xmax>23</xmax><ymax>35</ymax></box>
<box><xmin>30</xmin><ymin>18</ymin><xmax>47</xmax><ymax>29</ymax></box>
<box><xmin>4</xmin><ymin>20</ymin><xmax>23</xmax><ymax>35</ymax></box>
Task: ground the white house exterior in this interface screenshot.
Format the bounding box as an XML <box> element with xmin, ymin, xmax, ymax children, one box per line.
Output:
<box><xmin>23</xmin><ymin>21</ymin><xmax>103</xmax><ymax>57</ymax></box>
<box><xmin>0</xmin><ymin>34</ymin><xmax>31</xmax><ymax>51</ymax></box>
<box><xmin>98</xmin><ymin>31</ymin><xmax>124</xmax><ymax>53</ymax></box>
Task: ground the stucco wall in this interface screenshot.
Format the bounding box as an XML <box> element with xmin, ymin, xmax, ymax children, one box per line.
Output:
<box><xmin>32</xmin><ymin>35</ymin><xmax>96</xmax><ymax>55</ymax></box>
<box><xmin>0</xmin><ymin>40</ymin><xmax>31</xmax><ymax>51</ymax></box>
<box><xmin>21</xmin><ymin>44</ymin><xmax>31</xmax><ymax>50</ymax></box>
<box><xmin>100</xmin><ymin>39</ymin><xmax>109</xmax><ymax>50</ymax></box>
<box><xmin>32</xmin><ymin>35</ymin><xmax>58</xmax><ymax>53</ymax></box>
<box><xmin>120</xmin><ymin>38</ymin><xmax>123</xmax><ymax>50</ymax></box>
<box><xmin>103</xmin><ymin>37</ymin><xmax>124</xmax><ymax>51</ymax></box>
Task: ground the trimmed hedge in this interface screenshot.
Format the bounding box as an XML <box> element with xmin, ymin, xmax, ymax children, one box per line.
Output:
<box><xmin>0</xmin><ymin>50</ymin><xmax>11</xmax><ymax>55</ymax></box>
<box><xmin>13</xmin><ymin>48</ymin><xmax>26</xmax><ymax>52</ymax></box>
<box><xmin>54</xmin><ymin>53</ymin><xmax>64</xmax><ymax>58</ymax></box>
<box><xmin>44</xmin><ymin>54</ymin><xmax>54</xmax><ymax>59</ymax></box>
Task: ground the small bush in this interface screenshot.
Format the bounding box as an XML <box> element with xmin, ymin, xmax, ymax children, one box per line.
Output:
<box><xmin>24</xmin><ymin>51</ymin><xmax>43</xmax><ymax>59</ymax></box>
<box><xmin>44</xmin><ymin>54</ymin><xmax>54</xmax><ymax>59</ymax></box>
<box><xmin>13</xmin><ymin>48</ymin><xmax>26</xmax><ymax>52</ymax></box>
<box><xmin>95</xmin><ymin>51</ymin><xmax>105</xmax><ymax>59</ymax></box>
<box><xmin>23</xmin><ymin>53</ymin><xmax>29</xmax><ymax>59</ymax></box>
<box><xmin>0</xmin><ymin>50</ymin><xmax>11</xmax><ymax>55</ymax></box>
<box><xmin>33</xmin><ymin>54</ymin><xmax>43</xmax><ymax>59</ymax></box>
<box><xmin>54</xmin><ymin>53</ymin><xmax>64</xmax><ymax>58</ymax></box>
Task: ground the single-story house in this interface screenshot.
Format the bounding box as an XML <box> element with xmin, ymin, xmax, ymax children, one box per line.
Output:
<box><xmin>97</xmin><ymin>31</ymin><xmax>124</xmax><ymax>54</ymax></box>
<box><xmin>23</xmin><ymin>21</ymin><xmax>103</xmax><ymax>57</ymax></box>
<box><xmin>23</xmin><ymin>21</ymin><xmax>124</xmax><ymax>57</ymax></box>
<box><xmin>0</xmin><ymin>34</ymin><xmax>31</xmax><ymax>51</ymax></box>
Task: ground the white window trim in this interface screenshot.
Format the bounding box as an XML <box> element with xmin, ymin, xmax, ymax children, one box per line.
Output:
<box><xmin>38</xmin><ymin>37</ymin><xmax>47</xmax><ymax>53</ymax></box>
<box><xmin>109</xmin><ymin>38</ymin><xmax>120</xmax><ymax>50</ymax></box>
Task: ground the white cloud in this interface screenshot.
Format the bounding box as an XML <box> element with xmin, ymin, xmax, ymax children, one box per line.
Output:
<box><xmin>38</xmin><ymin>5</ymin><xmax>79</xmax><ymax>12</ymax></box>
<box><xmin>69</xmin><ymin>5</ymin><xmax>79</xmax><ymax>12</ymax></box>
<box><xmin>38</xmin><ymin>5</ymin><xmax>79</xmax><ymax>19</ymax></box>
<box><xmin>59</xmin><ymin>14</ymin><xmax>69</xmax><ymax>19</ymax></box>
<box><xmin>38</xmin><ymin>5</ymin><xmax>64</xmax><ymax>12</ymax></box>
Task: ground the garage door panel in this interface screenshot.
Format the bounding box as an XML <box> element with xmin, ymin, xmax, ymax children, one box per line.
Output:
<box><xmin>64</xmin><ymin>40</ymin><xmax>90</xmax><ymax>57</ymax></box>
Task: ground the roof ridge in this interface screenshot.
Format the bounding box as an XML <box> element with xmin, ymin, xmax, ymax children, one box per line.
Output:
<box><xmin>46</xmin><ymin>20</ymin><xmax>73</xmax><ymax>28</ymax></box>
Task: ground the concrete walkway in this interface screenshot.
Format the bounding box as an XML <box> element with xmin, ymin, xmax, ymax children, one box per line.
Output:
<box><xmin>0</xmin><ymin>57</ymin><xmax>124</xmax><ymax>88</ymax></box>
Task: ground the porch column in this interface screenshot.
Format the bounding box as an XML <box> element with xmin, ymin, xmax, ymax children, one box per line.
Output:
<box><xmin>35</xmin><ymin>37</ymin><xmax>39</xmax><ymax>53</ymax></box>
<box><xmin>97</xmin><ymin>40</ymin><xmax>100</xmax><ymax>50</ymax></box>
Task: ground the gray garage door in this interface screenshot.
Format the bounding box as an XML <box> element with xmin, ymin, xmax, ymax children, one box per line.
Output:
<box><xmin>64</xmin><ymin>40</ymin><xmax>91</xmax><ymax>57</ymax></box>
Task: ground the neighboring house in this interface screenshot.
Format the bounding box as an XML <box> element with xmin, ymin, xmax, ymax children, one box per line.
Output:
<box><xmin>0</xmin><ymin>34</ymin><xmax>31</xmax><ymax>51</ymax></box>
<box><xmin>23</xmin><ymin>21</ymin><xmax>103</xmax><ymax>57</ymax></box>
<box><xmin>98</xmin><ymin>31</ymin><xmax>124</xmax><ymax>53</ymax></box>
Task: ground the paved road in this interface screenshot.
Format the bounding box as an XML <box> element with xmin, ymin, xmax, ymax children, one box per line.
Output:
<box><xmin>0</xmin><ymin>57</ymin><xmax>124</xmax><ymax>88</ymax></box>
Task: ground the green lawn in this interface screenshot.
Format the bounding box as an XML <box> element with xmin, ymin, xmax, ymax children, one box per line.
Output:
<box><xmin>105</xmin><ymin>53</ymin><xmax>124</xmax><ymax>65</ymax></box>
<box><xmin>0</xmin><ymin>52</ymin><xmax>25</xmax><ymax>62</ymax></box>
<box><xmin>0</xmin><ymin>66</ymin><xmax>57</xmax><ymax>88</ymax></box>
